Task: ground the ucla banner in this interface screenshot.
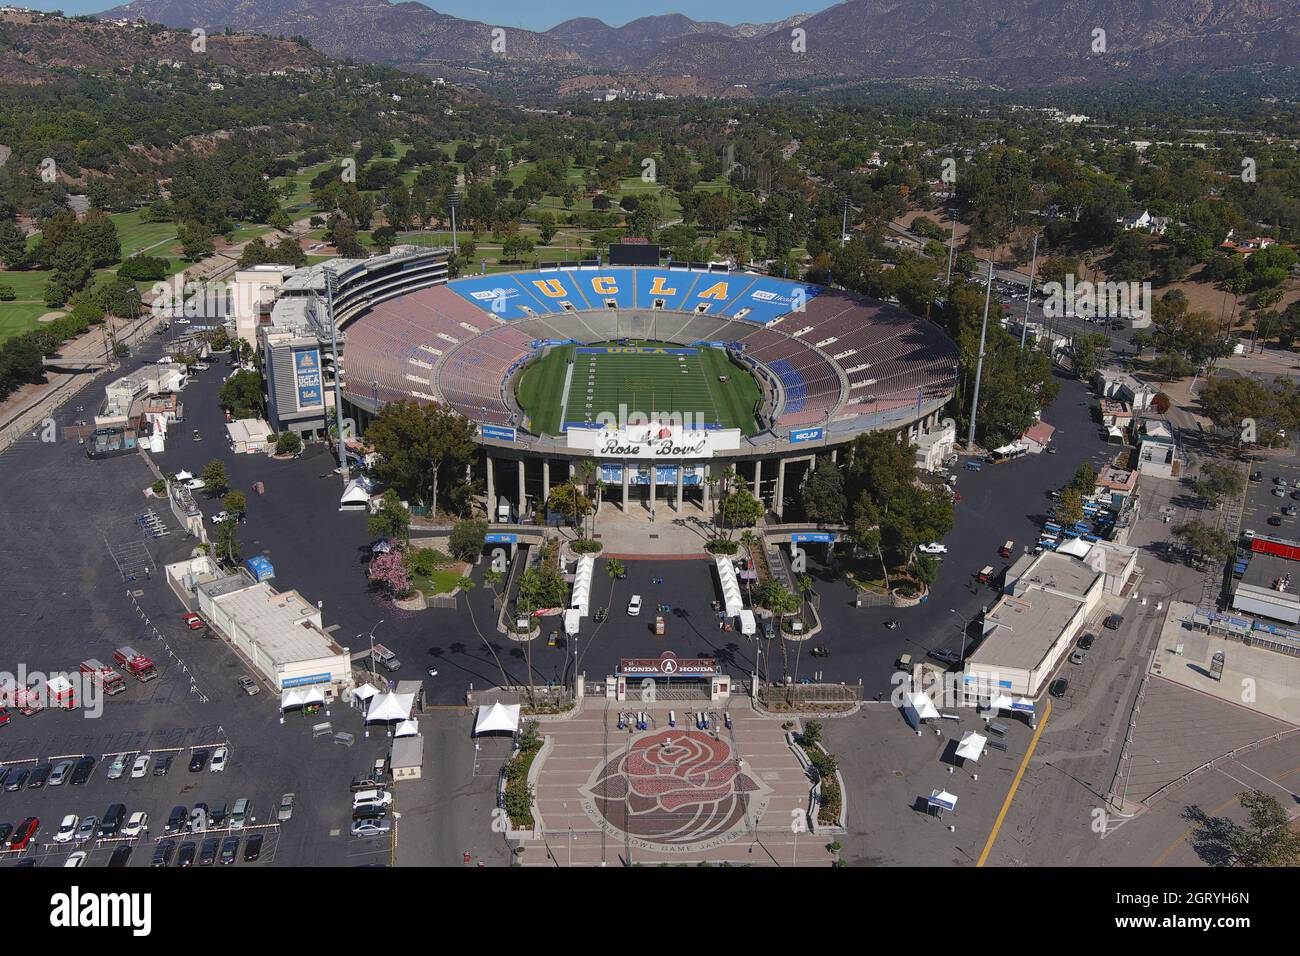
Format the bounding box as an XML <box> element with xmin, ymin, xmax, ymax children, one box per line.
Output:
<box><xmin>789</xmin><ymin>427</ymin><xmax>825</xmax><ymax>443</ymax></box>
<box><xmin>294</xmin><ymin>349</ymin><xmax>322</xmax><ymax>407</ymax></box>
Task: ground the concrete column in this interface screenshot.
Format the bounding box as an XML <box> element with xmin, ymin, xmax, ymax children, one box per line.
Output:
<box><xmin>775</xmin><ymin>457</ymin><xmax>786</xmax><ymax>519</ymax></box>
<box><xmin>622</xmin><ymin>461</ymin><xmax>630</xmax><ymax>512</ymax></box>
<box><xmin>542</xmin><ymin>459</ymin><xmax>550</xmax><ymax>505</ymax></box>
<box><xmin>675</xmin><ymin>465</ymin><xmax>684</xmax><ymax>512</ymax></box>
<box><xmin>485</xmin><ymin>455</ymin><xmax>495</xmax><ymax>517</ymax></box>
<box><xmin>649</xmin><ymin>467</ymin><xmax>656</xmax><ymax>517</ymax></box>
<box><xmin>517</xmin><ymin>459</ymin><xmax>526</xmax><ymax>515</ymax></box>
<box><xmin>701</xmin><ymin>465</ymin><xmax>711</xmax><ymax>511</ymax></box>
<box><xmin>754</xmin><ymin>458</ymin><xmax>763</xmax><ymax>509</ymax></box>
<box><xmin>831</xmin><ymin>448</ymin><xmax>838</xmax><ymax>465</ymax></box>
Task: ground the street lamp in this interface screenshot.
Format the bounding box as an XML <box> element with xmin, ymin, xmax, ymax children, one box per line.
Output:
<box><xmin>949</xmin><ymin>608</ymin><xmax>970</xmax><ymax>662</ymax></box>
<box><xmin>360</xmin><ymin>619</ymin><xmax>385</xmax><ymax>677</ymax></box>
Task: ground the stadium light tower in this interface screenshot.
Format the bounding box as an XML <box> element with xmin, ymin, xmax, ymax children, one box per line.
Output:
<box><xmin>965</xmin><ymin>258</ymin><xmax>994</xmax><ymax>453</ymax></box>
<box><xmin>323</xmin><ymin>265</ymin><xmax>349</xmax><ymax>482</ymax></box>
<box><xmin>840</xmin><ymin>197</ymin><xmax>851</xmax><ymax>249</ymax></box>
<box><xmin>1020</xmin><ymin>233</ymin><xmax>1039</xmax><ymax>350</ymax></box>
<box><xmin>944</xmin><ymin>208</ymin><xmax>958</xmax><ymax>287</ymax></box>
<box><xmin>448</xmin><ymin>193</ymin><xmax>461</xmax><ymax>256</ymax></box>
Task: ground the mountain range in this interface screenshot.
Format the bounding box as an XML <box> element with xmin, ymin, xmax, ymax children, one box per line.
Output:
<box><xmin>97</xmin><ymin>0</ymin><xmax>1300</xmax><ymax>90</ymax></box>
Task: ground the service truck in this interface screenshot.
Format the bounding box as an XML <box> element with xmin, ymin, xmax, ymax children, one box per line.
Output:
<box><xmin>114</xmin><ymin>646</ymin><xmax>158</xmax><ymax>682</ymax></box>
<box><xmin>79</xmin><ymin>659</ymin><xmax>127</xmax><ymax>696</ymax></box>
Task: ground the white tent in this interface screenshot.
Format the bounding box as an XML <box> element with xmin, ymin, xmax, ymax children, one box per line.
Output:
<box><xmin>1057</xmin><ymin>536</ymin><xmax>1092</xmax><ymax>558</ymax></box>
<box><xmin>570</xmin><ymin>555</ymin><xmax>595</xmax><ymax>616</ymax></box>
<box><xmin>280</xmin><ymin>688</ymin><xmax>305</xmax><ymax>710</ymax></box>
<box><xmin>175</xmin><ymin>469</ymin><xmax>193</xmax><ymax>482</ymax></box>
<box><xmin>714</xmin><ymin>555</ymin><xmax>744</xmax><ymax>618</ymax></box>
<box><xmin>366</xmin><ymin>691</ymin><xmax>415</xmax><ymax>723</ymax></box>
<box><xmin>393</xmin><ymin>718</ymin><xmax>419</xmax><ymax>738</ymax></box>
<box><xmin>902</xmin><ymin>690</ymin><xmax>941</xmax><ymax>729</ymax></box>
<box><xmin>956</xmin><ymin>731</ymin><xmax>987</xmax><ymax>762</ymax></box>
<box><xmin>353</xmin><ymin>683</ymin><xmax>380</xmax><ymax>702</ymax></box>
<box><xmin>927</xmin><ymin>789</ymin><xmax>958</xmax><ymax>812</ymax></box>
<box><xmin>474</xmin><ymin>701</ymin><xmax>521</xmax><ymax>735</ymax></box>
<box><xmin>339</xmin><ymin>480</ymin><xmax>371</xmax><ymax>512</ymax></box>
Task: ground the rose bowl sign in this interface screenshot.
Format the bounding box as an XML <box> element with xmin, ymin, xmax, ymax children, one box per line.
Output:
<box><xmin>566</xmin><ymin>424</ymin><xmax>741</xmax><ymax>460</ymax></box>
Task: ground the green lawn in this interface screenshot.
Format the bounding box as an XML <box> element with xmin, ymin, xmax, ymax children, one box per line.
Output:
<box><xmin>515</xmin><ymin>341</ymin><xmax>760</xmax><ymax>436</ymax></box>
<box><xmin>412</xmin><ymin>567</ymin><xmax>467</xmax><ymax>595</ymax></box>
<box><xmin>0</xmin><ymin>303</ymin><xmax>57</xmax><ymax>340</ymax></box>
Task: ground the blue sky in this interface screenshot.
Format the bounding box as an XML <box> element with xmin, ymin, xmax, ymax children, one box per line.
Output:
<box><xmin>40</xmin><ymin>1</ymin><xmax>823</xmax><ymax>32</ymax></box>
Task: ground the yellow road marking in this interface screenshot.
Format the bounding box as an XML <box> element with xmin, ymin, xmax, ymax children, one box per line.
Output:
<box><xmin>977</xmin><ymin>699</ymin><xmax>1051</xmax><ymax>867</ymax></box>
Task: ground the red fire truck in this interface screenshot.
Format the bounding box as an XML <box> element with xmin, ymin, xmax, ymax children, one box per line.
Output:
<box><xmin>114</xmin><ymin>646</ymin><xmax>158</xmax><ymax>683</ymax></box>
<box><xmin>80</xmin><ymin>659</ymin><xmax>127</xmax><ymax>696</ymax></box>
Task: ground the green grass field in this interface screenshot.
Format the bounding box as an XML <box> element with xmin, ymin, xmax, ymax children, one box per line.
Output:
<box><xmin>515</xmin><ymin>341</ymin><xmax>761</xmax><ymax>437</ymax></box>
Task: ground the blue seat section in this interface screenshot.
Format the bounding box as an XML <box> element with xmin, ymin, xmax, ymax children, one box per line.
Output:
<box><xmin>445</xmin><ymin>274</ymin><xmax>539</xmax><ymax>320</ymax></box>
<box><xmin>720</xmin><ymin>277</ymin><xmax>821</xmax><ymax>324</ymax></box>
<box><xmin>678</xmin><ymin>273</ymin><xmax>750</xmax><ymax>315</ymax></box>
<box><xmin>567</xmin><ymin>268</ymin><xmax>637</xmax><ymax>310</ymax></box>
<box><xmin>517</xmin><ymin>270</ymin><xmax>595</xmax><ymax>312</ymax></box>
<box><xmin>632</xmin><ymin>269</ymin><xmax>695</xmax><ymax>311</ymax></box>
<box><xmin>769</xmin><ymin>359</ymin><xmax>807</xmax><ymax>413</ymax></box>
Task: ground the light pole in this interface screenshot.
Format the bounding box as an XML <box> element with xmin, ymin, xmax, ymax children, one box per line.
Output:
<box><xmin>965</xmin><ymin>258</ymin><xmax>994</xmax><ymax>452</ymax></box>
<box><xmin>361</xmin><ymin>618</ymin><xmax>385</xmax><ymax>677</ymax></box>
<box><xmin>448</xmin><ymin>193</ymin><xmax>461</xmax><ymax>257</ymax></box>
<box><xmin>949</xmin><ymin>608</ymin><xmax>970</xmax><ymax>662</ymax></box>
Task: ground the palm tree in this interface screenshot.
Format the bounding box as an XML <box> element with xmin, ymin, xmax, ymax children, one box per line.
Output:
<box><xmin>575</xmin><ymin>459</ymin><xmax>597</xmax><ymax>537</ymax></box>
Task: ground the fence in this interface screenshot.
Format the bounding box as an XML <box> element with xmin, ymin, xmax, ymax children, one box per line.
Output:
<box><xmin>757</xmin><ymin>682</ymin><xmax>862</xmax><ymax>708</ymax></box>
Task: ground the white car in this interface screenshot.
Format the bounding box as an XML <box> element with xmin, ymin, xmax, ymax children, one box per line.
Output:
<box><xmin>352</xmin><ymin>789</ymin><xmax>393</xmax><ymax>810</ymax></box>
<box><xmin>121</xmin><ymin>811</ymin><xmax>148</xmax><ymax>838</ymax></box>
<box><xmin>209</xmin><ymin>511</ymin><xmax>232</xmax><ymax>524</ymax></box>
<box><xmin>64</xmin><ymin>851</ymin><xmax>87</xmax><ymax>868</ymax></box>
<box><xmin>209</xmin><ymin>747</ymin><xmax>228</xmax><ymax>773</ymax></box>
<box><xmin>53</xmin><ymin>814</ymin><xmax>78</xmax><ymax>844</ymax></box>
<box><xmin>918</xmin><ymin>543</ymin><xmax>948</xmax><ymax>554</ymax></box>
<box><xmin>183</xmin><ymin>478</ymin><xmax>206</xmax><ymax>491</ymax></box>
<box><xmin>131</xmin><ymin>754</ymin><xmax>151</xmax><ymax>778</ymax></box>
<box><xmin>627</xmin><ymin>595</ymin><xmax>643</xmax><ymax>616</ymax></box>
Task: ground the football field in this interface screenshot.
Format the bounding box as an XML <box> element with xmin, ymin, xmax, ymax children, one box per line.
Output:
<box><xmin>516</xmin><ymin>342</ymin><xmax>761</xmax><ymax>435</ymax></box>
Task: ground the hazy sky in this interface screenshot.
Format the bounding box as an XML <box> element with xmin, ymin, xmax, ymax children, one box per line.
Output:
<box><xmin>38</xmin><ymin>1</ymin><xmax>823</xmax><ymax>32</ymax></box>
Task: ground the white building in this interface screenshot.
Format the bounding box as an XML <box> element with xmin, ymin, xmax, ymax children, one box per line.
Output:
<box><xmin>913</xmin><ymin>421</ymin><xmax>956</xmax><ymax>472</ymax></box>
<box><xmin>1093</xmin><ymin>368</ymin><xmax>1157</xmax><ymax>411</ymax></box>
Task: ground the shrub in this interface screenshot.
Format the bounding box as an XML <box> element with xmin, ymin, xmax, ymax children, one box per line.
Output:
<box><xmin>571</xmin><ymin>537</ymin><xmax>603</xmax><ymax>554</ymax></box>
<box><xmin>275</xmin><ymin>431</ymin><xmax>302</xmax><ymax>455</ymax></box>
<box><xmin>705</xmin><ymin>539</ymin><xmax>740</xmax><ymax>555</ymax></box>
<box><xmin>0</xmin><ymin>285</ymin><xmax>14</xmax><ymax>301</ymax></box>
<box><xmin>151</xmin><ymin>479</ymin><xmax>166</xmax><ymax>495</ymax></box>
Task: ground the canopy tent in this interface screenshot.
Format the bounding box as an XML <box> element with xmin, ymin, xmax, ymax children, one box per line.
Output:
<box><xmin>366</xmin><ymin>691</ymin><xmax>415</xmax><ymax>723</ymax></box>
<box><xmin>714</xmin><ymin>555</ymin><xmax>744</xmax><ymax>618</ymax></box>
<box><xmin>474</xmin><ymin>700</ymin><xmax>521</xmax><ymax>735</ymax></box>
<box><xmin>281</xmin><ymin>685</ymin><xmax>326</xmax><ymax>710</ymax></box>
<box><xmin>984</xmin><ymin>693</ymin><xmax>1035</xmax><ymax>717</ymax></box>
<box><xmin>393</xmin><ymin>718</ymin><xmax>419</xmax><ymax>738</ymax></box>
<box><xmin>1056</xmin><ymin>536</ymin><xmax>1092</xmax><ymax>558</ymax></box>
<box><xmin>371</xmin><ymin>540</ymin><xmax>394</xmax><ymax>554</ymax></box>
<box><xmin>927</xmin><ymin>789</ymin><xmax>958</xmax><ymax>813</ymax></box>
<box><xmin>175</xmin><ymin>470</ymin><xmax>193</xmax><ymax>481</ymax></box>
<box><xmin>955</xmin><ymin>731</ymin><xmax>987</xmax><ymax>763</ymax></box>
<box><xmin>353</xmin><ymin>683</ymin><xmax>380</xmax><ymax>702</ymax></box>
<box><xmin>570</xmin><ymin>555</ymin><xmax>595</xmax><ymax>616</ymax></box>
<box><xmin>902</xmin><ymin>690</ymin><xmax>941</xmax><ymax>729</ymax></box>
<box><xmin>339</xmin><ymin>480</ymin><xmax>371</xmax><ymax>511</ymax></box>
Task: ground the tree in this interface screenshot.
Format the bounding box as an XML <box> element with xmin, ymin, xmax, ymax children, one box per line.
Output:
<box><xmin>720</xmin><ymin>477</ymin><xmax>763</xmax><ymax>530</ymax></box>
<box><xmin>368</xmin><ymin>550</ymin><xmax>411</xmax><ymax>596</ymax></box>
<box><xmin>449</xmin><ymin>519</ymin><xmax>487</xmax><ymax>561</ymax></box>
<box><xmin>365</xmin><ymin>400</ymin><xmax>478</xmax><ymax>515</ymax></box>
<box><xmin>200</xmin><ymin>459</ymin><xmax>229</xmax><ymax>495</ymax></box>
<box><xmin>547</xmin><ymin>483</ymin><xmax>591</xmax><ymax>526</ymax></box>
<box><xmin>367</xmin><ymin>490</ymin><xmax>411</xmax><ymax>543</ymax></box>
<box><xmin>1070</xmin><ymin>333</ymin><xmax>1109</xmax><ymax>380</ymax></box>
<box><xmin>219</xmin><ymin>369</ymin><xmax>264</xmax><ymax>420</ymax></box>
<box><xmin>803</xmin><ymin>457</ymin><xmax>847</xmax><ymax>526</ymax></box>
<box><xmin>275</xmin><ymin>431</ymin><xmax>302</xmax><ymax>456</ymax></box>
<box><xmin>517</xmin><ymin>563</ymin><xmax>567</xmax><ymax>612</ymax></box>
<box><xmin>1172</xmin><ymin>519</ymin><xmax>1233</xmax><ymax>564</ymax></box>
<box><xmin>1193</xmin><ymin>462</ymin><xmax>1245</xmax><ymax>508</ymax></box>
<box><xmin>213</xmin><ymin>520</ymin><xmax>241</xmax><ymax>565</ymax></box>
<box><xmin>222</xmin><ymin>491</ymin><xmax>246</xmax><ymax>516</ymax></box>
<box><xmin>1222</xmin><ymin>790</ymin><xmax>1300</xmax><ymax>866</ymax></box>
<box><xmin>1055</xmin><ymin>488</ymin><xmax>1084</xmax><ymax>526</ymax></box>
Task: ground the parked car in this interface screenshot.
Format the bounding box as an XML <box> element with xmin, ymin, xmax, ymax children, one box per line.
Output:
<box><xmin>53</xmin><ymin>814</ymin><xmax>78</xmax><ymax>844</ymax></box>
<box><xmin>1104</xmin><ymin>614</ymin><xmax>1124</xmax><ymax>630</ymax></box>
<box><xmin>809</xmin><ymin>645</ymin><xmax>830</xmax><ymax>658</ymax></box>
<box><xmin>165</xmin><ymin>806</ymin><xmax>187</xmax><ymax>835</ymax></box>
<box><xmin>1049</xmin><ymin>678</ymin><xmax>1069</xmax><ymax>698</ymax></box>
<box><xmin>153</xmin><ymin>754</ymin><xmax>173</xmax><ymax>776</ymax></box>
<box><xmin>1273</xmin><ymin>487</ymin><xmax>1286</xmax><ymax>498</ymax></box>
<box><xmin>209</xmin><ymin>511</ymin><xmax>233</xmax><ymax>524</ymax></box>
<box><xmin>4</xmin><ymin>768</ymin><xmax>29</xmax><ymax>791</ymax></box>
<box><xmin>351</xmin><ymin>818</ymin><xmax>391</xmax><ymax>838</ymax></box>
<box><xmin>927</xmin><ymin>648</ymin><xmax>961</xmax><ymax>665</ymax></box>
<box><xmin>106</xmin><ymin>754</ymin><xmax>128</xmax><ymax>780</ymax></box>
<box><xmin>210</xmin><ymin>803</ymin><xmax>228</xmax><ymax>828</ymax></box>
<box><xmin>237</xmin><ymin>676</ymin><xmax>259</xmax><ymax>696</ymax></box>
<box><xmin>151</xmin><ymin>840</ymin><xmax>176</xmax><ymax>867</ymax></box>
<box><xmin>198</xmin><ymin>837</ymin><xmax>220</xmax><ymax>866</ymax></box>
<box><xmin>1077</xmin><ymin>633</ymin><xmax>1096</xmax><ymax>650</ymax></box>
<box><xmin>918</xmin><ymin>542</ymin><xmax>948</xmax><ymax>554</ymax></box>
<box><xmin>182</xmin><ymin>613</ymin><xmax>204</xmax><ymax>630</ymax></box>
<box><xmin>74</xmin><ymin>816</ymin><xmax>97</xmax><ymax>842</ymax></box>
<box><xmin>7</xmin><ymin>817</ymin><xmax>38</xmax><ymax>850</ymax></box>
<box><xmin>627</xmin><ymin>594</ymin><xmax>642</xmax><ymax>616</ymax></box>
<box><xmin>1270</xmin><ymin>515</ymin><xmax>1283</xmax><ymax>526</ymax></box>
<box><xmin>0</xmin><ymin>824</ymin><xmax>12</xmax><ymax>844</ymax></box>
<box><xmin>177</xmin><ymin>842</ymin><xmax>197</xmax><ymax>867</ymax></box>
<box><xmin>229</xmin><ymin>798</ymin><xmax>252</xmax><ymax>828</ymax></box>
<box><xmin>27</xmin><ymin>765</ymin><xmax>50</xmax><ymax>789</ymax></box>
<box><xmin>352</xmin><ymin>789</ymin><xmax>393</xmax><ymax>810</ymax></box>
<box><xmin>352</xmin><ymin>805</ymin><xmax>389</xmax><ymax>822</ymax></box>
<box><xmin>277</xmin><ymin>793</ymin><xmax>295</xmax><ymax>823</ymax></box>
<box><xmin>1069</xmin><ymin>649</ymin><xmax>1087</xmax><ymax>665</ymax></box>
<box><xmin>188</xmin><ymin>804</ymin><xmax>209</xmax><ymax>832</ymax></box>
<box><xmin>1250</xmin><ymin>471</ymin><xmax>1263</xmax><ymax>482</ymax></box>
<box><xmin>121</xmin><ymin>811</ymin><xmax>149</xmax><ymax>838</ymax></box>
<box><xmin>69</xmin><ymin>755</ymin><xmax>95</xmax><ymax>786</ymax></box>
<box><xmin>1283</xmin><ymin>506</ymin><xmax>1299</xmax><ymax>517</ymax></box>
<box><xmin>219</xmin><ymin>836</ymin><xmax>240</xmax><ymax>865</ymax></box>
<box><xmin>64</xmin><ymin>851</ymin><xmax>87</xmax><ymax>868</ymax></box>
<box><xmin>188</xmin><ymin>749</ymin><xmax>209</xmax><ymax>772</ymax></box>
<box><xmin>107</xmin><ymin>845</ymin><xmax>132</xmax><ymax>867</ymax></box>
<box><xmin>131</xmin><ymin>754</ymin><xmax>151</xmax><ymax>778</ymax></box>
<box><xmin>243</xmin><ymin>833</ymin><xmax>264</xmax><ymax>862</ymax></box>
<box><xmin>209</xmin><ymin>747</ymin><xmax>228</xmax><ymax>773</ymax></box>
<box><xmin>99</xmin><ymin>804</ymin><xmax>126</xmax><ymax>838</ymax></box>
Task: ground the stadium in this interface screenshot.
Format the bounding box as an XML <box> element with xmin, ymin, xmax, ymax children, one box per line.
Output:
<box><xmin>254</xmin><ymin>246</ymin><xmax>960</xmax><ymax>521</ymax></box>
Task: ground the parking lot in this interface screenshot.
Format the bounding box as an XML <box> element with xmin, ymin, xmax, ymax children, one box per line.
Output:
<box><xmin>1241</xmin><ymin>455</ymin><xmax>1300</xmax><ymax>538</ymax></box>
